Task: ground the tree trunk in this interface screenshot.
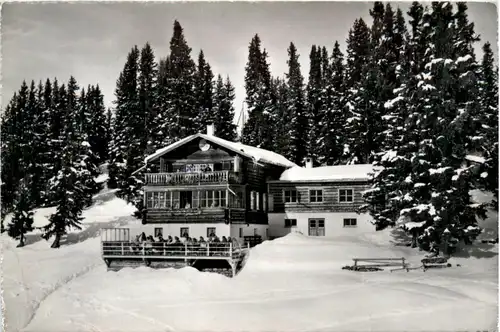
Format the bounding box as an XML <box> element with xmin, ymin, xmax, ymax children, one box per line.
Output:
<box><xmin>51</xmin><ymin>233</ymin><xmax>61</xmax><ymax>248</ymax></box>
<box><xmin>17</xmin><ymin>234</ymin><xmax>25</xmax><ymax>248</ymax></box>
<box><xmin>411</xmin><ymin>233</ymin><xmax>418</xmax><ymax>248</ymax></box>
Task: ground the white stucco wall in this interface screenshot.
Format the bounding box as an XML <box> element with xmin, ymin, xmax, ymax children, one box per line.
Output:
<box><xmin>268</xmin><ymin>212</ymin><xmax>374</xmax><ymax>238</ymax></box>
<box><xmin>230</xmin><ymin>224</ymin><xmax>269</xmax><ymax>243</ymax></box>
<box><xmin>127</xmin><ymin>223</ymin><xmax>231</xmax><ymax>240</ymax></box>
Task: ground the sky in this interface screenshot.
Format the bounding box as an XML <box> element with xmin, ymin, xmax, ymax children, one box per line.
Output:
<box><xmin>2</xmin><ymin>1</ymin><xmax>498</xmax><ymax>127</ymax></box>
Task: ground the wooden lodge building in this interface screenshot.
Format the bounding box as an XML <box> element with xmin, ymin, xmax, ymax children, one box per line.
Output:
<box><xmin>134</xmin><ymin>125</ymin><xmax>375</xmax><ymax>243</ymax></box>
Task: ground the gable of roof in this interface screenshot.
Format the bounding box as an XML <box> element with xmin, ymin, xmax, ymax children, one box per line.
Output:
<box><xmin>273</xmin><ymin>164</ymin><xmax>375</xmax><ymax>182</ymax></box>
<box><xmin>144</xmin><ymin>133</ymin><xmax>297</xmax><ymax>168</ymax></box>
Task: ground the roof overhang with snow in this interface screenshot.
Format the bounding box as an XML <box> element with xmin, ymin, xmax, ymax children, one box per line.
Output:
<box><xmin>143</xmin><ymin>133</ymin><xmax>297</xmax><ymax>169</ymax></box>
<box><xmin>268</xmin><ymin>164</ymin><xmax>375</xmax><ymax>183</ymax></box>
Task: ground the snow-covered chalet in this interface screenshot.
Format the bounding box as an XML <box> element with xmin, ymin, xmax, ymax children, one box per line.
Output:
<box><xmin>137</xmin><ymin>125</ymin><xmax>374</xmax><ymax>243</ymax></box>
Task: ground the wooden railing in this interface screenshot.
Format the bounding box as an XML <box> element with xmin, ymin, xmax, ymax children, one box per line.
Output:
<box><xmin>101</xmin><ymin>241</ymin><xmax>247</xmax><ymax>260</ymax></box>
<box><xmin>145</xmin><ymin>171</ymin><xmax>240</xmax><ymax>185</ymax></box>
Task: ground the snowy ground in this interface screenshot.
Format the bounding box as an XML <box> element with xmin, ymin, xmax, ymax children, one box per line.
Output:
<box><xmin>2</xmin><ymin>189</ymin><xmax>498</xmax><ymax>332</ymax></box>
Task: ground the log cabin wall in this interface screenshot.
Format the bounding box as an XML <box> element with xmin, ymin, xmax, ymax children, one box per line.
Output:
<box><xmin>267</xmin><ymin>181</ymin><xmax>369</xmax><ymax>213</ymax></box>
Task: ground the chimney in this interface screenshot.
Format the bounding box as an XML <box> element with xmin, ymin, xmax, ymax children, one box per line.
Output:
<box><xmin>207</xmin><ymin>124</ymin><xmax>215</xmax><ymax>136</ymax></box>
<box><xmin>305</xmin><ymin>157</ymin><xmax>313</xmax><ymax>169</ymax></box>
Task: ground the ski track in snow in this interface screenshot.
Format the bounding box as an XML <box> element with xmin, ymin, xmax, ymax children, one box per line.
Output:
<box><xmin>22</xmin><ymin>262</ymin><xmax>102</xmax><ymax>332</ymax></box>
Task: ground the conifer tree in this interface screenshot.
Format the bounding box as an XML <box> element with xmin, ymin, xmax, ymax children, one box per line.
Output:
<box><xmin>306</xmin><ymin>45</ymin><xmax>324</xmax><ymax>164</ymax></box>
<box><xmin>320</xmin><ymin>41</ymin><xmax>347</xmax><ymax>165</ymax></box>
<box><xmin>165</xmin><ymin>20</ymin><xmax>197</xmax><ymax>140</ymax></box>
<box><xmin>139</xmin><ymin>43</ymin><xmax>158</xmax><ymax>155</ymax></box>
<box><xmin>43</xmin><ymin>76</ymin><xmax>97</xmax><ymax>248</ymax></box>
<box><xmin>272</xmin><ymin>77</ymin><xmax>291</xmax><ymax>158</ymax></box>
<box><xmin>108</xmin><ymin>46</ymin><xmax>140</xmax><ymax>190</ymax></box>
<box><xmin>194</xmin><ymin>50</ymin><xmax>215</xmax><ymax>132</ymax></box>
<box><xmin>344</xmin><ymin>18</ymin><xmax>373</xmax><ymax>164</ymax></box>
<box><xmin>242</xmin><ymin>34</ymin><xmax>274</xmax><ymax>149</ymax></box>
<box><xmin>478</xmin><ymin>41</ymin><xmax>499</xmax><ymax>206</ymax></box>
<box><xmin>286</xmin><ymin>42</ymin><xmax>308</xmax><ymax>165</ymax></box>
<box><xmin>7</xmin><ymin>178</ymin><xmax>34</xmax><ymax>247</ymax></box>
<box><xmin>212</xmin><ymin>75</ymin><xmax>237</xmax><ymax>140</ymax></box>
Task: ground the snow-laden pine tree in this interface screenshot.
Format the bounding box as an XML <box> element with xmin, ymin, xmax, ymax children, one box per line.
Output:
<box><xmin>43</xmin><ymin>77</ymin><xmax>97</xmax><ymax>248</ymax></box>
<box><xmin>306</xmin><ymin>45</ymin><xmax>324</xmax><ymax>165</ymax></box>
<box><xmin>212</xmin><ymin>75</ymin><xmax>237</xmax><ymax>141</ymax></box>
<box><xmin>241</xmin><ymin>34</ymin><xmax>274</xmax><ymax>149</ymax></box>
<box><xmin>478</xmin><ymin>42</ymin><xmax>499</xmax><ymax>207</ymax></box>
<box><xmin>194</xmin><ymin>50</ymin><xmax>215</xmax><ymax>132</ymax></box>
<box><xmin>108</xmin><ymin>46</ymin><xmax>140</xmax><ymax>190</ymax></box>
<box><xmin>286</xmin><ymin>42</ymin><xmax>308</xmax><ymax>165</ymax></box>
<box><xmin>87</xmin><ymin>85</ymin><xmax>109</xmax><ymax>166</ymax></box>
<box><xmin>320</xmin><ymin>41</ymin><xmax>347</xmax><ymax>165</ymax></box>
<box><xmin>364</xmin><ymin>2</ymin><xmax>487</xmax><ymax>255</ymax></box>
<box><xmin>7</xmin><ymin>178</ymin><xmax>34</xmax><ymax>247</ymax></box>
<box><xmin>344</xmin><ymin>18</ymin><xmax>373</xmax><ymax>164</ymax></box>
<box><xmin>155</xmin><ymin>56</ymin><xmax>173</xmax><ymax>148</ymax></box>
<box><xmin>165</xmin><ymin>20</ymin><xmax>197</xmax><ymax>140</ymax></box>
<box><xmin>272</xmin><ymin>77</ymin><xmax>291</xmax><ymax>158</ymax></box>
<box><xmin>138</xmin><ymin>43</ymin><xmax>158</xmax><ymax>156</ymax></box>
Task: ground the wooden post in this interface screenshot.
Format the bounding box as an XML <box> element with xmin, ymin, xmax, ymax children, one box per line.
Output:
<box><xmin>207</xmin><ymin>243</ymin><xmax>210</xmax><ymax>257</ymax></box>
<box><xmin>185</xmin><ymin>243</ymin><xmax>188</xmax><ymax>256</ymax></box>
<box><xmin>163</xmin><ymin>242</ymin><xmax>166</xmax><ymax>256</ymax></box>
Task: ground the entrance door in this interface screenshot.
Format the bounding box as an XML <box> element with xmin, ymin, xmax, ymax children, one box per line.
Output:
<box><xmin>308</xmin><ymin>218</ymin><xmax>325</xmax><ymax>236</ymax></box>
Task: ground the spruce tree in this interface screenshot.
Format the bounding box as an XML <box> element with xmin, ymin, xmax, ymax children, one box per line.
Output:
<box><xmin>108</xmin><ymin>46</ymin><xmax>140</xmax><ymax>190</ymax></box>
<box><xmin>139</xmin><ymin>43</ymin><xmax>158</xmax><ymax>156</ymax></box>
<box><xmin>478</xmin><ymin>41</ymin><xmax>499</xmax><ymax>207</ymax></box>
<box><xmin>242</xmin><ymin>34</ymin><xmax>274</xmax><ymax>149</ymax></box>
<box><xmin>43</xmin><ymin>77</ymin><xmax>96</xmax><ymax>248</ymax></box>
<box><xmin>286</xmin><ymin>42</ymin><xmax>308</xmax><ymax>165</ymax></box>
<box><xmin>212</xmin><ymin>75</ymin><xmax>237</xmax><ymax>140</ymax></box>
<box><xmin>344</xmin><ymin>18</ymin><xmax>373</xmax><ymax>164</ymax></box>
<box><xmin>272</xmin><ymin>77</ymin><xmax>291</xmax><ymax>158</ymax></box>
<box><xmin>7</xmin><ymin>178</ymin><xmax>34</xmax><ymax>247</ymax></box>
<box><xmin>165</xmin><ymin>20</ymin><xmax>197</xmax><ymax>140</ymax></box>
<box><xmin>306</xmin><ymin>45</ymin><xmax>324</xmax><ymax>165</ymax></box>
<box><xmin>320</xmin><ymin>41</ymin><xmax>347</xmax><ymax>165</ymax></box>
<box><xmin>194</xmin><ymin>50</ymin><xmax>215</xmax><ymax>132</ymax></box>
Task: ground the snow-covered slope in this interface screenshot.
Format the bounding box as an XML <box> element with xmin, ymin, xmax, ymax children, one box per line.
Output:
<box><xmin>1</xmin><ymin>190</ymin><xmax>137</xmax><ymax>332</ymax></box>
<box><xmin>2</xmin><ymin>190</ymin><xmax>498</xmax><ymax>332</ymax></box>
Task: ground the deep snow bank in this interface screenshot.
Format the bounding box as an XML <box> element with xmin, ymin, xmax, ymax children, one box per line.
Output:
<box><xmin>2</xmin><ymin>193</ymin><xmax>137</xmax><ymax>332</ymax></box>
<box><xmin>22</xmin><ymin>231</ymin><xmax>499</xmax><ymax>332</ymax></box>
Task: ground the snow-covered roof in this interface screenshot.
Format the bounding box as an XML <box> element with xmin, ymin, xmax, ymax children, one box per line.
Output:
<box><xmin>144</xmin><ymin>133</ymin><xmax>297</xmax><ymax>168</ymax></box>
<box><xmin>275</xmin><ymin>164</ymin><xmax>374</xmax><ymax>183</ymax></box>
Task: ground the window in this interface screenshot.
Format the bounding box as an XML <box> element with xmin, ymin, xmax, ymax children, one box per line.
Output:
<box><xmin>180</xmin><ymin>227</ymin><xmax>189</xmax><ymax>238</ymax></box>
<box><xmin>239</xmin><ymin>228</ymin><xmax>243</xmax><ymax>237</ymax></box>
<box><xmin>154</xmin><ymin>228</ymin><xmax>163</xmax><ymax>238</ymax></box>
<box><xmin>254</xmin><ymin>228</ymin><xmax>258</xmax><ymax>236</ymax></box>
<box><xmin>256</xmin><ymin>192</ymin><xmax>260</xmax><ymax>211</ymax></box>
<box><xmin>250</xmin><ymin>191</ymin><xmax>256</xmax><ymax>210</ymax></box>
<box><xmin>207</xmin><ymin>227</ymin><xmax>216</xmax><ymax>237</ymax></box>
<box><xmin>343</xmin><ymin>218</ymin><xmax>357</xmax><ymax>227</ymax></box>
<box><xmin>229</xmin><ymin>190</ymin><xmax>244</xmax><ymax>208</ymax></box>
<box><xmin>263</xmin><ymin>193</ymin><xmax>267</xmax><ymax>212</ymax></box>
<box><xmin>180</xmin><ymin>191</ymin><xmax>192</xmax><ymax>209</ymax></box>
<box><xmin>172</xmin><ymin>191</ymin><xmax>180</xmax><ymax>209</ymax></box>
<box><xmin>146</xmin><ymin>192</ymin><xmax>171</xmax><ymax>209</ymax></box>
<box><xmin>308</xmin><ymin>219</ymin><xmax>325</xmax><ymax>236</ymax></box>
<box><xmin>339</xmin><ymin>189</ymin><xmax>354</xmax><ymax>203</ymax></box>
<box><xmin>309</xmin><ymin>189</ymin><xmax>323</xmax><ymax>203</ymax></box>
<box><xmin>285</xmin><ymin>219</ymin><xmax>297</xmax><ymax>227</ymax></box>
<box><xmin>200</xmin><ymin>190</ymin><xmax>226</xmax><ymax>208</ymax></box>
<box><xmin>284</xmin><ymin>190</ymin><xmax>298</xmax><ymax>203</ymax></box>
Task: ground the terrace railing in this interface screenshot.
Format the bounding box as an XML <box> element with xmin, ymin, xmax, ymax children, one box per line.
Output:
<box><xmin>145</xmin><ymin>171</ymin><xmax>241</xmax><ymax>185</ymax></box>
<box><xmin>101</xmin><ymin>241</ymin><xmax>248</xmax><ymax>261</ymax></box>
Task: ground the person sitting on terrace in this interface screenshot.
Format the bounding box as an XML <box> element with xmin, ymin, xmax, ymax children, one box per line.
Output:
<box><xmin>221</xmin><ymin>236</ymin><xmax>228</xmax><ymax>243</ymax></box>
<box><xmin>192</xmin><ymin>238</ymin><xmax>198</xmax><ymax>244</ymax></box>
<box><xmin>173</xmin><ymin>236</ymin><xmax>181</xmax><ymax>244</ymax></box>
<box><xmin>166</xmin><ymin>235</ymin><xmax>173</xmax><ymax>244</ymax></box>
<box><xmin>185</xmin><ymin>237</ymin><xmax>193</xmax><ymax>245</ymax></box>
<box><xmin>139</xmin><ymin>232</ymin><xmax>147</xmax><ymax>243</ymax></box>
<box><xmin>157</xmin><ymin>234</ymin><xmax>164</xmax><ymax>242</ymax></box>
<box><xmin>185</xmin><ymin>202</ymin><xmax>191</xmax><ymax>209</ymax></box>
<box><xmin>199</xmin><ymin>236</ymin><xmax>206</xmax><ymax>243</ymax></box>
<box><xmin>211</xmin><ymin>235</ymin><xmax>221</xmax><ymax>243</ymax></box>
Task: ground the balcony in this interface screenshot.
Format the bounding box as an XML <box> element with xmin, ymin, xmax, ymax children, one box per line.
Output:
<box><xmin>145</xmin><ymin>171</ymin><xmax>241</xmax><ymax>186</ymax></box>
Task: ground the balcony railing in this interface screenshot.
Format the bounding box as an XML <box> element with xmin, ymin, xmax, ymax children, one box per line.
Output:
<box><xmin>145</xmin><ymin>171</ymin><xmax>240</xmax><ymax>185</ymax></box>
